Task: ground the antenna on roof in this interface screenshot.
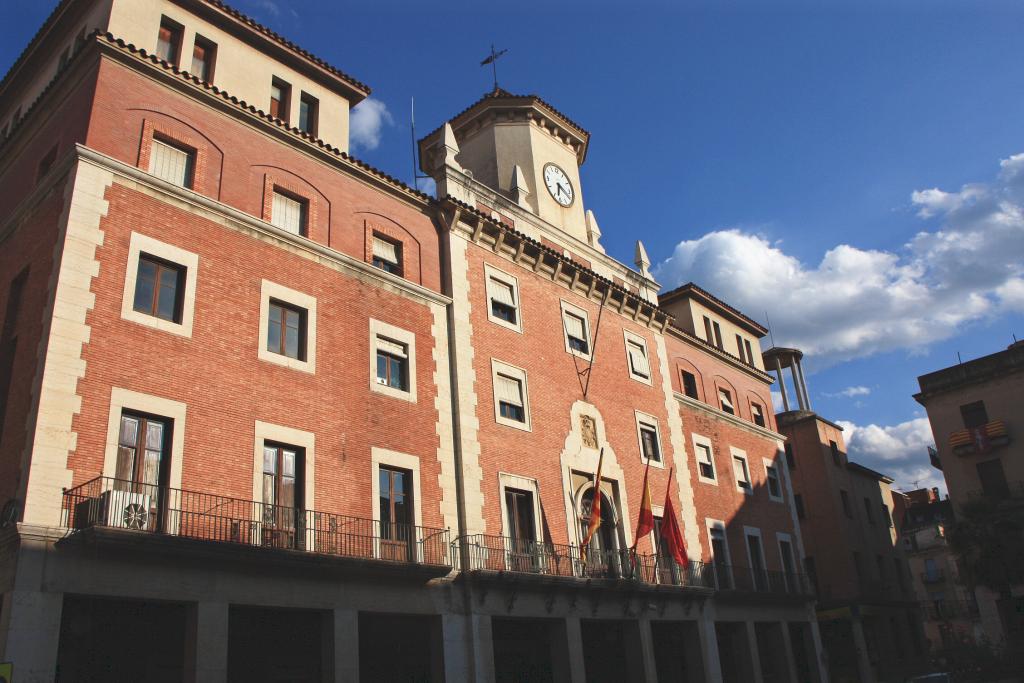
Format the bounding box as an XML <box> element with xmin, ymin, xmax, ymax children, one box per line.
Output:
<box><xmin>957</xmin><ymin>351</ymin><xmax>962</xmax><ymax>364</ymax></box>
<box><xmin>765</xmin><ymin>310</ymin><xmax>776</xmax><ymax>348</ymax></box>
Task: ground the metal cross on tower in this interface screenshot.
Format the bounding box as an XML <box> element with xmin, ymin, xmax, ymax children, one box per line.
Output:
<box><xmin>480</xmin><ymin>45</ymin><xmax>509</xmax><ymax>91</ymax></box>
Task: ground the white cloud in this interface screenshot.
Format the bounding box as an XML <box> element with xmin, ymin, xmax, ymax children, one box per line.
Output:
<box><xmin>349</xmin><ymin>98</ymin><xmax>393</xmax><ymax>152</ymax></box>
<box><xmin>823</xmin><ymin>386</ymin><xmax>871</xmax><ymax>399</ymax></box>
<box><xmin>653</xmin><ymin>153</ymin><xmax>1024</xmax><ymax>368</ymax></box>
<box><xmin>416</xmin><ymin>176</ymin><xmax>437</xmax><ymax>197</ymax></box>
<box><xmin>836</xmin><ymin>417</ymin><xmax>944</xmax><ymax>494</ymax></box>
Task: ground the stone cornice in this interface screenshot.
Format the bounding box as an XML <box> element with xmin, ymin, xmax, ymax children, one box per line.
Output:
<box><xmin>437</xmin><ymin>197</ymin><xmax>671</xmax><ymax>334</ymax></box>
<box><xmin>675</xmin><ymin>391</ymin><xmax>786</xmax><ymax>443</ymax></box>
<box><xmin>75</xmin><ymin>145</ymin><xmax>452</xmax><ymax>307</ymax></box>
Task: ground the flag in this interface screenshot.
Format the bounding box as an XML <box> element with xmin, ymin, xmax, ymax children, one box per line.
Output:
<box><xmin>633</xmin><ymin>459</ymin><xmax>654</xmax><ymax>548</ymax></box>
<box><xmin>660</xmin><ymin>480</ymin><xmax>689</xmax><ymax>569</ymax></box>
<box><xmin>582</xmin><ymin>448</ymin><xmax>605</xmax><ymax>548</ymax></box>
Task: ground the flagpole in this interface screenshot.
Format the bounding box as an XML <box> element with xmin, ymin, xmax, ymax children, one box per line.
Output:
<box><xmin>631</xmin><ymin>457</ymin><xmax>652</xmax><ymax>552</ymax></box>
<box><xmin>654</xmin><ymin>467</ymin><xmax>674</xmax><ymax>576</ymax></box>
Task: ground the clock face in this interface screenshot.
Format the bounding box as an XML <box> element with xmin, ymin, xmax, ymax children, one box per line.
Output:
<box><xmin>543</xmin><ymin>163</ymin><xmax>575</xmax><ymax>207</ymax></box>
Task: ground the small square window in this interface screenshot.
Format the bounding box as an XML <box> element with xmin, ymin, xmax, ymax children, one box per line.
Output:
<box><xmin>133</xmin><ymin>254</ymin><xmax>184</xmax><ymax>323</ymax></box>
<box><xmin>156</xmin><ymin>17</ymin><xmax>183</xmax><ymax>65</ymax></box>
<box><xmin>191</xmin><ymin>35</ymin><xmax>217</xmax><ymax>82</ymax></box>
<box><xmin>149</xmin><ymin>137</ymin><xmax>194</xmax><ymax>188</ymax></box>
<box><xmin>299</xmin><ymin>92</ymin><xmax>319</xmax><ymax>137</ymax></box>
<box><xmin>719</xmin><ymin>388</ymin><xmax>735</xmax><ymax>415</ymax></box>
<box><xmin>751</xmin><ymin>403</ymin><xmax>766</xmax><ymax>427</ymax></box>
<box><xmin>696</xmin><ymin>442</ymin><xmax>715</xmax><ymax>482</ymax></box>
<box><xmin>563</xmin><ymin>311</ymin><xmax>589</xmax><ymax>355</ymax></box>
<box><xmin>271</xmin><ymin>189</ymin><xmax>308</xmax><ymax>236</ymax></box>
<box><xmin>270</xmin><ymin>77</ymin><xmax>291</xmax><ymax>123</ymax></box>
<box><xmin>681</xmin><ymin>370</ymin><xmax>699</xmax><ymax>400</ymax></box>
<box><xmin>372</xmin><ymin>234</ymin><xmax>403</xmax><ymax>275</ymax></box>
<box><xmin>375</xmin><ymin>337</ymin><xmax>408</xmax><ymax>391</ymax></box>
<box><xmin>485</xmin><ymin>267</ymin><xmax>521</xmax><ymax>331</ymax></box>
<box><xmin>733</xmin><ymin>453</ymin><xmax>751</xmax><ymax>493</ymax></box>
<box><xmin>267</xmin><ymin>299</ymin><xmax>306</xmax><ymax>361</ymax></box>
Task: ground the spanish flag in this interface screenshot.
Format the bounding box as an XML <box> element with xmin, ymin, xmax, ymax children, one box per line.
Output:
<box><xmin>633</xmin><ymin>458</ymin><xmax>654</xmax><ymax>548</ymax></box>
<box><xmin>582</xmin><ymin>447</ymin><xmax>605</xmax><ymax>547</ymax></box>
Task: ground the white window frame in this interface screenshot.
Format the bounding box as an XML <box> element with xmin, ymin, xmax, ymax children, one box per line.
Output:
<box><xmin>484</xmin><ymin>263</ymin><xmax>522</xmax><ymax>333</ymax></box>
<box><xmin>498</xmin><ymin>472</ymin><xmax>543</xmax><ymax>542</ymax></box>
<box><xmin>751</xmin><ymin>402</ymin><xmax>766</xmax><ymax>427</ymax></box>
<box><xmin>371</xmin><ymin>234</ymin><xmax>402</xmax><ymax>272</ymax></box>
<box><xmin>692</xmin><ymin>433</ymin><xmax>717</xmax><ymax>485</ymax></box>
<box><xmin>369</xmin><ymin>319</ymin><xmax>417</xmax><ymax>403</ymax></box>
<box><xmin>731</xmin><ymin>447</ymin><xmax>752</xmax><ymax>495</ymax></box>
<box><xmin>371</xmin><ymin>447</ymin><xmax>424</xmax><ymax>562</ymax></box>
<box><xmin>763</xmin><ymin>457</ymin><xmax>784</xmax><ymax>503</ymax></box>
<box><xmin>776</xmin><ymin>532</ymin><xmax>796</xmax><ymax>578</ymax></box>
<box><xmin>718</xmin><ymin>387</ymin><xmax>735</xmax><ymax>414</ymax></box>
<box><xmin>622</xmin><ymin>330</ymin><xmax>653</xmax><ymax>385</ymax></box>
<box><xmin>120</xmin><ymin>232</ymin><xmax>199</xmax><ymax>338</ymax></box>
<box><xmin>491</xmin><ymin>359</ymin><xmax>531</xmax><ymax>432</ymax></box>
<box><xmin>270</xmin><ymin>189</ymin><xmax>306</xmax><ymax>236</ymax></box>
<box><xmin>559</xmin><ymin>300</ymin><xmax>592</xmax><ymax>360</ymax></box>
<box><xmin>103</xmin><ymin>387</ymin><xmax>186</xmax><ymax>497</ymax></box>
<box><xmin>634</xmin><ymin>411</ymin><xmax>665</xmax><ymax>468</ymax></box>
<box><xmin>258</xmin><ymin>279</ymin><xmax>316</xmax><ymax>374</ymax></box>
<box><xmin>706</xmin><ymin>519</ymin><xmax>733</xmax><ymax>587</ymax></box>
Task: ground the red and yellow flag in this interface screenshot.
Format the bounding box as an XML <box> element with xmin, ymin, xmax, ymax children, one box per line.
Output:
<box><xmin>633</xmin><ymin>458</ymin><xmax>654</xmax><ymax>548</ymax></box>
<box><xmin>582</xmin><ymin>447</ymin><xmax>605</xmax><ymax>547</ymax></box>
<box><xmin>660</xmin><ymin>469</ymin><xmax>689</xmax><ymax>568</ymax></box>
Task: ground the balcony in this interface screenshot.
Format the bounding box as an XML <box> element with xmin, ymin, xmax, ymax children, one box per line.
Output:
<box><xmin>949</xmin><ymin>420</ymin><xmax>1009</xmax><ymax>456</ymax></box>
<box><xmin>921</xmin><ymin>569</ymin><xmax>946</xmax><ymax>584</ymax></box>
<box><xmin>61</xmin><ymin>477</ymin><xmax>452</xmax><ymax>578</ymax></box>
<box><xmin>458</xmin><ymin>534</ymin><xmax>813</xmax><ymax>599</ymax></box>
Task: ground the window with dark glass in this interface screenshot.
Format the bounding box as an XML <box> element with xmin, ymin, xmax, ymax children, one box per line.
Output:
<box><xmin>37</xmin><ymin>145</ymin><xmax>58</xmax><ymax>181</ymax></box>
<box><xmin>375</xmin><ymin>337</ymin><xmax>408</xmax><ymax>391</ymax></box>
<box><xmin>488</xmin><ymin>277</ymin><xmax>517</xmax><ymax>324</ymax></box>
<box><xmin>270</xmin><ymin>77</ymin><xmax>291</xmax><ymax>123</ymax></box>
<box><xmin>744</xmin><ymin>339</ymin><xmax>754</xmax><ymax>365</ymax></box>
<box><xmin>830</xmin><ymin>440</ymin><xmax>842</xmax><ymax>466</ymax></box>
<box><xmin>779</xmin><ymin>539</ymin><xmax>796</xmax><ymax>581</ymax></box>
<box><xmin>681</xmin><ymin>370</ymin><xmax>699</xmax><ymax>399</ymax></box>
<box><xmin>696</xmin><ymin>443</ymin><xmax>715</xmax><ymax>480</ymax></box>
<box><xmin>267</xmin><ymin>300</ymin><xmax>306</xmax><ymax>360</ymax></box>
<box><xmin>976</xmin><ymin>459</ymin><xmax>1010</xmax><ymax>498</ymax></box>
<box><xmin>766</xmin><ymin>464</ymin><xmax>781</xmax><ymax>499</ymax></box>
<box><xmin>0</xmin><ymin>269</ymin><xmax>28</xmax><ymax>443</ymax></box>
<box><xmin>116</xmin><ymin>412</ymin><xmax>167</xmax><ymax>491</ymax></box>
<box><xmin>703</xmin><ymin>316</ymin><xmax>714</xmax><ymax>345</ymax></box>
<box><xmin>639</xmin><ymin>423</ymin><xmax>661</xmax><ymax>463</ymax></box>
<box><xmin>784</xmin><ymin>442</ymin><xmax>795</xmax><ymax>469</ymax></box>
<box><xmin>563</xmin><ymin>311</ymin><xmax>589</xmax><ymax>354</ymax></box>
<box><xmin>710</xmin><ymin>527</ymin><xmax>732</xmax><ymax>588</ymax></box>
<box><xmin>712</xmin><ymin>321</ymin><xmax>723</xmax><ymax>349</ymax></box>
<box><xmin>298</xmin><ymin>92</ymin><xmax>319</xmax><ymax>136</ymax></box>
<box><xmin>863</xmin><ymin>497</ymin><xmax>875</xmax><ymax>524</ymax></box>
<box><xmin>371</xmin><ymin>235</ymin><xmax>402</xmax><ymax>275</ymax></box>
<box><xmin>733</xmin><ymin>455</ymin><xmax>751</xmax><ymax>491</ymax></box>
<box><xmin>133</xmin><ymin>255</ymin><xmax>184</xmax><ymax>323</ymax></box>
<box><xmin>505</xmin><ymin>488</ymin><xmax>536</xmax><ymax>543</ymax></box>
<box><xmin>495</xmin><ymin>373</ymin><xmax>525</xmax><ymax>423</ymax></box>
<box><xmin>156</xmin><ymin>17</ymin><xmax>183</xmax><ymax>65</ymax></box>
<box><xmin>735</xmin><ymin>334</ymin><xmax>746</xmax><ymax>362</ymax></box>
<box><xmin>883</xmin><ymin>503</ymin><xmax>893</xmax><ymax>527</ymax></box>
<box><xmin>746</xmin><ymin>533</ymin><xmax>766</xmax><ymax>588</ymax></box>
<box><xmin>751</xmin><ymin>403</ymin><xmax>766</xmax><ymax>427</ymax></box>
<box><xmin>379</xmin><ymin>466</ymin><xmax>413</xmax><ymax>559</ymax></box>
<box><xmin>262</xmin><ymin>443</ymin><xmax>301</xmax><ymax>547</ymax></box>
<box><xmin>960</xmin><ymin>401</ymin><xmax>988</xmax><ymax>429</ymax></box>
<box><xmin>840</xmin><ymin>489</ymin><xmax>852</xmax><ymax>517</ymax></box>
<box><xmin>794</xmin><ymin>494</ymin><xmax>805</xmax><ymax>519</ymax></box>
<box><xmin>191</xmin><ymin>35</ymin><xmax>216</xmax><ymax>82</ymax></box>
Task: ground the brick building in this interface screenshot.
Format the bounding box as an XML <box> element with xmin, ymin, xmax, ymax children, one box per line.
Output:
<box><xmin>765</xmin><ymin>348</ymin><xmax>925</xmax><ymax>683</ymax></box>
<box><xmin>0</xmin><ymin>1</ymin><xmax>827</xmax><ymax>681</ymax></box>
<box><xmin>914</xmin><ymin>341</ymin><xmax>1024</xmax><ymax>652</ymax></box>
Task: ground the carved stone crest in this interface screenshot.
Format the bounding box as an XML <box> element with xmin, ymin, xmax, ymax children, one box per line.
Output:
<box><xmin>580</xmin><ymin>415</ymin><xmax>598</xmax><ymax>449</ymax></box>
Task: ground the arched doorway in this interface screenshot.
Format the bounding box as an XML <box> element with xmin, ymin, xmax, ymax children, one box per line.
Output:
<box><xmin>578</xmin><ymin>487</ymin><xmax>622</xmax><ymax>578</ymax></box>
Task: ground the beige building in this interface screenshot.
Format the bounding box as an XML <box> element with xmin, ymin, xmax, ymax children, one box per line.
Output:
<box><xmin>914</xmin><ymin>340</ymin><xmax>1024</xmax><ymax>650</ymax></box>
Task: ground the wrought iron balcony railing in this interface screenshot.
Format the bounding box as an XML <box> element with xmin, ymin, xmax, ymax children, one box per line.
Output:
<box><xmin>456</xmin><ymin>534</ymin><xmax>813</xmax><ymax>597</ymax></box>
<box><xmin>925</xmin><ymin>600</ymin><xmax>981</xmax><ymax>621</ymax></box>
<box><xmin>62</xmin><ymin>476</ymin><xmax>452</xmax><ymax>568</ymax></box>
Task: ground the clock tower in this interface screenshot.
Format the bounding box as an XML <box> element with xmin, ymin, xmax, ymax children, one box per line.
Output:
<box><xmin>419</xmin><ymin>88</ymin><xmax>596</xmax><ymax>248</ymax></box>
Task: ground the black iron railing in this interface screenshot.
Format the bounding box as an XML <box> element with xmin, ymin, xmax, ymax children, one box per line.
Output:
<box><xmin>62</xmin><ymin>476</ymin><xmax>451</xmax><ymax>567</ymax></box>
<box><xmin>925</xmin><ymin>600</ymin><xmax>980</xmax><ymax>620</ymax></box>
<box><xmin>457</xmin><ymin>534</ymin><xmax>812</xmax><ymax>596</ymax></box>
<box><xmin>921</xmin><ymin>569</ymin><xmax>946</xmax><ymax>584</ymax></box>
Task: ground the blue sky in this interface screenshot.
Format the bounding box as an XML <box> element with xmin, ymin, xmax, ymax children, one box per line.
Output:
<box><xmin>5</xmin><ymin>0</ymin><xmax>1023</xmax><ymax>492</ymax></box>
